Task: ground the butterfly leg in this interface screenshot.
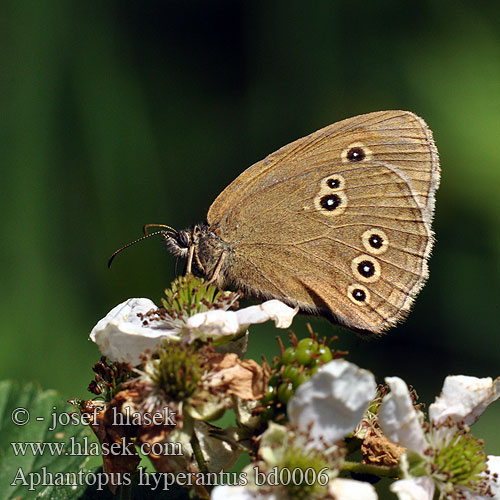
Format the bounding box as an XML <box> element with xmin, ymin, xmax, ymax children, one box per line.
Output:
<box><xmin>186</xmin><ymin>244</ymin><xmax>195</xmax><ymax>274</ymax></box>
<box><xmin>206</xmin><ymin>251</ymin><xmax>226</xmax><ymax>285</ymax></box>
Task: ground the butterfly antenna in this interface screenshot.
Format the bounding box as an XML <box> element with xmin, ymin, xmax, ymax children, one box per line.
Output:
<box><xmin>107</xmin><ymin>230</ymin><xmax>173</xmax><ymax>268</ymax></box>
<box><xmin>143</xmin><ymin>223</ymin><xmax>176</xmax><ymax>236</ymax></box>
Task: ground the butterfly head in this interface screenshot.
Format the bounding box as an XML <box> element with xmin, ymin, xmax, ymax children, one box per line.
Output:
<box><xmin>164</xmin><ymin>227</ymin><xmax>192</xmax><ymax>258</ymax></box>
<box><xmin>163</xmin><ymin>224</ymin><xmax>232</xmax><ymax>285</ymax></box>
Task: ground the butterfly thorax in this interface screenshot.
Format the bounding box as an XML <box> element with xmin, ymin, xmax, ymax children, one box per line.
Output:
<box><xmin>166</xmin><ymin>224</ymin><xmax>233</xmax><ymax>285</ymax></box>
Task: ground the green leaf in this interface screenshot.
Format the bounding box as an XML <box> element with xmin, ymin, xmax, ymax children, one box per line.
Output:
<box><xmin>0</xmin><ymin>381</ymin><xmax>97</xmax><ymax>499</ymax></box>
<box><xmin>0</xmin><ymin>381</ymin><xmax>198</xmax><ymax>499</ymax></box>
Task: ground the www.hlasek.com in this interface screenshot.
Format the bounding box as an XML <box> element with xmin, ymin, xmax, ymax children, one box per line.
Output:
<box><xmin>11</xmin><ymin>435</ymin><xmax>182</xmax><ymax>459</ymax></box>
<box><xmin>12</xmin><ymin>466</ymin><xmax>331</xmax><ymax>491</ymax></box>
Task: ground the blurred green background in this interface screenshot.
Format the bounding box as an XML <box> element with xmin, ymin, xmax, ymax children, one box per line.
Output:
<box><xmin>2</xmin><ymin>0</ymin><xmax>499</xmax><ymax>464</ymax></box>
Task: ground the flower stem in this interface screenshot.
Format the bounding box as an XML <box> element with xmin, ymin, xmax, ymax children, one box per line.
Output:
<box><xmin>342</xmin><ymin>460</ymin><xmax>401</xmax><ymax>478</ymax></box>
<box><xmin>191</xmin><ymin>428</ymin><xmax>208</xmax><ymax>474</ymax></box>
<box><xmin>190</xmin><ymin>429</ymin><xmax>212</xmax><ymax>499</ymax></box>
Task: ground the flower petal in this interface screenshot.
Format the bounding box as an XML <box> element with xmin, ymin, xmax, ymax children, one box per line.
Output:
<box><xmin>329</xmin><ymin>478</ymin><xmax>378</xmax><ymax>500</ymax></box>
<box><xmin>485</xmin><ymin>455</ymin><xmax>500</xmax><ymax>499</ymax></box>
<box><xmin>258</xmin><ymin>423</ymin><xmax>289</xmax><ymax>466</ymax></box>
<box><xmin>390</xmin><ymin>477</ymin><xmax>434</xmax><ymax>500</ymax></box>
<box><xmin>206</xmin><ymin>353</ymin><xmax>268</xmax><ymax>400</ymax></box>
<box><xmin>235</xmin><ymin>300</ymin><xmax>298</xmax><ymax>329</ymax></box>
<box><xmin>234</xmin><ymin>399</ymin><xmax>261</xmax><ymax>428</ymax></box>
<box><xmin>185</xmin><ymin>300</ymin><xmax>298</xmax><ymax>340</ymax></box>
<box><xmin>194</xmin><ymin>421</ymin><xmax>241</xmax><ymax>472</ymax></box>
<box><xmin>379</xmin><ymin>377</ymin><xmax>426</xmax><ymax>455</ymax></box>
<box><xmin>287</xmin><ymin>360</ymin><xmax>377</xmax><ymax>448</ymax></box>
<box><xmin>186</xmin><ymin>309</ymin><xmax>240</xmax><ymax>338</ymax></box>
<box><xmin>211</xmin><ymin>486</ymin><xmax>278</xmax><ymax>500</ymax></box>
<box><xmin>90</xmin><ymin>298</ymin><xmax>179</xmax><ymax>364</ymax></box>
<box><xmin>429</xmin><ymin>375</ymin><xmax>500</xmax><ymax>426</ymax></box>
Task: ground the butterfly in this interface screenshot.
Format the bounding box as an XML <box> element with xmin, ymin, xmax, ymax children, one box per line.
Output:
<box><xmin>113</xmin><ymin>111</ymin><xmax>440</xmax><ymax>335</ymax></box>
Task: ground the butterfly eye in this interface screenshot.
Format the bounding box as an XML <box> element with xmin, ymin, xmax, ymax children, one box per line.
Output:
<box><xmin>351</xmin><ymin>254</ymin><xmax>381</xmax><ymax>283</ymax></box>
<box><xmin>358</xmin><ymin>260</ymin><xmax>375</xmax><ymax>277</ymax></box>
<box><xmin>348</xmin><ymin>284</ymin><xmax>370</xmax><ymax>306</ymax></box>
<box><xmin>342</xmin><ymin>142</ymin><xmax>372</xmax><ymax>163</ymax></box>
<box><xmin>314</xmin><ymin>190</ymin><xmax>347</xmax><ymax>216</ymax></box>
<box><xmin>323</xmin><ymin>174</ymin><xmax>345</xmax><ymax>191</ymax></box>
<box><xmin>362</xmin><ymin>228</ymin><xmax>389</xmax><ymax>254</ymax></box>
<box><xmin>369</xmin><ymin>235</ymin><xmax>383</xmax><ymax>248</ymax></box>
<box><xmin>347</xmin><ymin>147</ymin><xmax>365</xmax><ymax>162</ymax></box>
<box><xmin>320</xmin><ymin>194</ymin><xmax>341</xmax><ymax>210</ymax></box>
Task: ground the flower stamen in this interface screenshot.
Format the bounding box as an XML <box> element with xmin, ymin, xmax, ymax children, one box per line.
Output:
<box><xmin>423</xmin><ymin>417</ymin><xmax>493</xmax><ymax>498</ymax></box>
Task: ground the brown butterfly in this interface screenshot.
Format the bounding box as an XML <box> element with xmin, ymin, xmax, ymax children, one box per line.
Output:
<box><xmin>112</xmin><ymin>111</ymin><xmax>440</xmax><ymax>335</ymax></box>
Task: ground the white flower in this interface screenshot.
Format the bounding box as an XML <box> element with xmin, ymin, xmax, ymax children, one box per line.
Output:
<box><xmin>287</xmin><ymin>359</ymin><xmax>377</xmax><ymax>449</ymax></box>
<box><xmin>390</xmin><ymin>477</ymin><xmax>435</xmax><ymax>500</ymax></box>
<box><xmin>210</xmin><ymin>360</ymin><xmax>379</xmax><ymax>500</ymax></box>
<box><xmin>377</xmin><ymin>376</ymin><xmax>426</xmax><ymax>455</ymax></box>
<box><xmin>328</xmin><ymin>478</ymin><xmax>378</xmax><ymax>500</ymax></box>
<box><xmin>90</xmin><ymin>298</ymin><xmax>298</xmax><ymax>365</ymax></box>
<box><xmin>183</xmin><ymin>300</ymin><xmax>298</xmax><ymax>342</ymax></box>
<box><xmin>486</xmin><ymin>456</ymin><xmax>500</xmax><ymax>499</ymax></box>
<box><xmin>428</xmin><ymin>375</ymin><xmax>500</xmax><ymax>426</ymax></box>
<box><xmin>211</xmin><ymin>487</ymin><xmax>279</xmax><ymax>500</ymax></box>
<box><xmin>379</xmin><ymin>375</ymin><xmax>500</xmax><ymax>500</ymax></box>
<box><xmin>90</xmin><ymin>298</ymin><xmax>181</xmax><ymax>364</ymax></box>
<box><xmin>211</xmin><ymin>480</ymin><xmax>378</xmax><ymax>500</ymax></box>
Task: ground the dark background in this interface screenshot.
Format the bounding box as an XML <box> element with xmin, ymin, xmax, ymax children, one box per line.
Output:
<box><xmin>2</xmin><ymin>0</ymin><xmax>499</xmax><ymax>457</ymax></box>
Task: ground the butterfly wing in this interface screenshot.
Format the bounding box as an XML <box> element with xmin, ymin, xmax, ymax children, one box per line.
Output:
<box><xmin>207</xmin><ymin>111</ymin><xmax>440</xmax><ymax>334</ymax></box>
